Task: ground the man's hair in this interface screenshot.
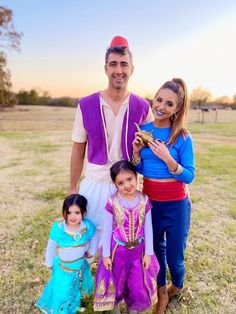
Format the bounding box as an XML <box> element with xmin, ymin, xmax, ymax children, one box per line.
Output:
<box><xmin>105</xmin><ymin>46</ymin><xmax>133</xmax><ymax>64</ymax></box>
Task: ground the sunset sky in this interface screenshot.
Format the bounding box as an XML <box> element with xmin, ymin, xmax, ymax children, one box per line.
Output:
<box><xmin>3</xmin><ymin>0</ymin><xmax>236</xmax><ymax>99</ymax></box>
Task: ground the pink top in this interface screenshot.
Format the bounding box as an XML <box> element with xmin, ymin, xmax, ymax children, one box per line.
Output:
<box><xmin>102</xmin><ymin>191</ymin><xmax>154</xmax><ymax>257</ymax></box>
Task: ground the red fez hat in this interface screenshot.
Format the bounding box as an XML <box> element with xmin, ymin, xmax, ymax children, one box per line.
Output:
<box><xmin>109</xmin><ymin>36</ymin><xmax>129</xmax><ymax>48</ymax></box>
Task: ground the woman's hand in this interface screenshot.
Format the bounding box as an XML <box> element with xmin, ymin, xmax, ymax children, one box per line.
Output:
<box><xmin>103</xmin><ymin>257</ymin><xmax>112</xmax><ymax>271</ymax></box>
<box><xmin>148</xmin><ymin>139</ymin><xmax>178</xmax><ymax>171</ymax></box>
<box><xmin>143</xmin><ymin>255</ymin><xmax>151</xmax><ymax>269</ymax></box>
<box><xmin>148</xmin><ymin>139</ymin><xmax>170</xmax><ymax>161</ymax></box>
<box><xmin>132</xmin><ymin>132</ymin><xmax>145</xmax><ymax>154</ymax></box>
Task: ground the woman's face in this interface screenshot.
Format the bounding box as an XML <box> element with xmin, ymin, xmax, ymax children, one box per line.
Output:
<box><xmin>152</xmin><ymin>88</ymin><xmax>178</xmax><ymax>126</ymax></box>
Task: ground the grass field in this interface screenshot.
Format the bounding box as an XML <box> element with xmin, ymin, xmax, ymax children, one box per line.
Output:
<box><xmin>0</xmin><ymin>106</ymin><xmax>235</xmax><ymax>314</ymax></box>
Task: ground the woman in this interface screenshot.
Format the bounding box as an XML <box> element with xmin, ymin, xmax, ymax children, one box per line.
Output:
<box><xmin>132</xmin><ymin>78</ymin><xmax>195</xmax><ymax>314</ymax></box>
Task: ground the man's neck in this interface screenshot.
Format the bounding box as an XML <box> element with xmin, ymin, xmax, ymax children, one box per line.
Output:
<box><xmin>102</xmin><ymin>87</ymin><xmax>130</xmax><ymax>103</ymax></box>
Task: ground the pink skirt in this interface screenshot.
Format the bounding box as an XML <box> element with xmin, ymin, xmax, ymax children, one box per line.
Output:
<box><xmin>94</xmin><ymin>240</ymin><xmax>159</xmax><ymax>312</ymax></box>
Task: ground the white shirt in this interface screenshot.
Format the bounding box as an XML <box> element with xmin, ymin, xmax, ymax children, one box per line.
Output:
<box><xmin>72</xmin><ymin>94</ymin><xmax>153</xmax><ymax>183</ymax></box>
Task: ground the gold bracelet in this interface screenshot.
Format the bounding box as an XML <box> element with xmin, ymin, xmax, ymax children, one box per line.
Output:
<box><xmin>131</xmin><ymin>155</ymin><xmax>141</xmax><ymax>166</ymax></box>
<box><xmin>169</xmin><ymin>163</ymin><xmax>183</xmax><ymax>175</ymax></box>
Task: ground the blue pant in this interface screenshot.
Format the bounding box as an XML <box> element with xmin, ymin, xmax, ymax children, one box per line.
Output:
<box><xmin>151</xmin><ymin>198</ymin><xmax>191</xmax><ymax>288</ymax></box>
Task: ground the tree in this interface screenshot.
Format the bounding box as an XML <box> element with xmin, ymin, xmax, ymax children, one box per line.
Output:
<box><xmin>0</xmin><ymin>51</ymin><xmax>16</xmax><ymax>105</ymax></box>
<box><xmin>18</xmin><ymin>89</ymin><xmax>39</xmax><ymax>105</ymax></box>
<box><xmin>17</xmin><ymin>89</ymin><xmax>52</xmax><ymax>106</ymax></box>
<box><xmin>47</xmin><ymin>97</ymin><xmax>76</xmax><ymax>107</ymax></box>
<box><xmin>214</xmin><ymin>96</ymin><xmax>232</xmax><ymax>108</ymax></box>
<box><xmin>189</xmin><ymin>87</ymin><xmax>212</xmax><ymax>108</ymax></box>
<box><xmin>0</xmin><ymin>6</ymin><xmax>22</xmax><ymax>51</ymax></box>
<box><xmin>230</xmin><ymin>95</ymin><xmax>236</xmax><ymax>110</ymax></box>
<box><xmin>0</xmin><ymin>6</ymin><xmax>22</xmax><ymax>106</ymax></box>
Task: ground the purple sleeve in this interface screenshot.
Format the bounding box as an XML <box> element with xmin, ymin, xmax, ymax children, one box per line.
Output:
<box><xmin>105</xmin><ymin>199</ymin><xmax>114</xmax><ymax>215</ymax></box>
<box><xmin>145</xmin><ymin>196</ymin><xmax>152</xmax><ymax>213</ymax></box>
<box><xmin>144</xmin><ymin>210</ymin><xmax>154</xmax><ymax>255</ymax></box>
<box><xmin>102</xmin><ymin>210</ymin><xmax>113</xmax><ymax>257</ymax></box>
<box><xmin>45</xmin><ymin>239</ymin><xmax>57</xmax><ymax>268</ymax></box>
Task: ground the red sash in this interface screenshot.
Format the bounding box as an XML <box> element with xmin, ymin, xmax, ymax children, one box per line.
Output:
<box><xmin>143</xmin><ymin>178</ymin><xmax>189</xmax><ymax>202</ymax></box>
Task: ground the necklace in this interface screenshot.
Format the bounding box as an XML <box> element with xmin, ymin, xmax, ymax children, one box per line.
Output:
<box><xmin>65</xmin><ymin>230</ymin><xmax>82</xmax><ymax>241</ymax></box>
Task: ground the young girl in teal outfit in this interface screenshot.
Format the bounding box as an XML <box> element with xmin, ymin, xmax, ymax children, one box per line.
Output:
<box><xmin>36</xmin><ymin>194</ymin><xmax>98</xmax><ymax>314</ymax></box>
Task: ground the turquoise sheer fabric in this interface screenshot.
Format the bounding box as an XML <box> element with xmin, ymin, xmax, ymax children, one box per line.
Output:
<box><xmin>36</xmin><ymin>219</ymin><xmax>95</xmax><ymax>313</ymax></box>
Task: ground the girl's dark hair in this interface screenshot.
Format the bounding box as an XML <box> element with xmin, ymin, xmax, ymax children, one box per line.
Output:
<box><xmin>62</xmin><ymin>194</ymin><xmax>87</xmax><ymax>222</ymax></box>
<box><xmin>110</xmin><ymin>160</ymin><xmax>137</xmax><ymax>183</ymax></box>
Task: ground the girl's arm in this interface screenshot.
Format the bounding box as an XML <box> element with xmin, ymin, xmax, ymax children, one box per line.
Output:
<box><xmin>86</xmin><ymin>229</ymin><xmax>99</xmax><ymax>257</ymax></box>
<box><xmin>45</xmin><ymin>239</ymin><xmax>57</xmax><ymax>268</ymax></box>
<box><xmin>102</xmin><ymin>210</ymin><xmax>113</xmax><ymax>257</ymax></box>
<box><xmin>143</xmin><ymin>201</ymin><xmax>153</xmax><ymax>269</ymax></box>
<box><xmin>144</xmin><ymin>210</ymin><xmax>154</xmax><ymax>255</ymax></box>
<box><xmin>102</xmin><ymin>210</ymin><xmax>113</xmax><ymax>270</ymax></box>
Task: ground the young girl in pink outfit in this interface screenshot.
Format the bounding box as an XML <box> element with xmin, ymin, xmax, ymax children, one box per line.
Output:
<box><xmin>94</xmin><ymin>160</ymin><xmax>159</xmax><ymax>314</ymax></box>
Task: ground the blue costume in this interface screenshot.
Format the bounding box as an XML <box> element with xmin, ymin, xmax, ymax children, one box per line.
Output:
<box><xmin>36</xmin><ymin>218</ymin><xmax>96</xmax><ymax>314</ymax></box>
<box><xmin>135</xmin><ymin>122</ymin><xmax>195</xmax><ymax>183</ymax></box>
<box><xmin>134</xmin><ymin>122</ymin><xmax>195</xmax><ymax>288</ymax></box>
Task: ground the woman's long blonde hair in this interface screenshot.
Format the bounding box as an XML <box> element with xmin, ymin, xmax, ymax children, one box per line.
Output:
<box><xmin>154</xmin><ymin>78</ymin><xmax>189</xmax><ymax>146</ymax></box>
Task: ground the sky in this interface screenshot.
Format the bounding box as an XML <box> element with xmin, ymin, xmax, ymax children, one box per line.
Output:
<box><xmin>2</xmin><ymin>0</ymin><xmax>236</xmax><ymax>99</ymax></box>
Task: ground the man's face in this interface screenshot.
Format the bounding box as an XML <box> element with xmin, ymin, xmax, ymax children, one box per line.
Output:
<box><xmin>104</xmin><ymin>52</ymin><xmax>134</xmax><ymax>90</ymax></box>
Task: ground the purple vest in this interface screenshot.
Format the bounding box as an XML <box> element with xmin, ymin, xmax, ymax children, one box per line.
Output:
<box><xmin>79</xmin><ymin>92</ymin><xmax>149</xmax><ymax>164</ymax></box>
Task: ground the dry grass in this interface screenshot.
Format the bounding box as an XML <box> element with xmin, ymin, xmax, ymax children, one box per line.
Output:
<box><xmin>0</xmin><ymin>105</ymin><xmax>236</xmax><ymax>314</ymax></box>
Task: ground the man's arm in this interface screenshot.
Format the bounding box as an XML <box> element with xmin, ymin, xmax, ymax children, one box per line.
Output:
<box><xmin>70</xmin><ymin>142</ymin><xmax>87</xmax><ymax>194</ymax></box>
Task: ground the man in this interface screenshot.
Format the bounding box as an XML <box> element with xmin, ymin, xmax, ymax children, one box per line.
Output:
<box><xmin>70</xmin><ymin>36</ymin><xmax>153</xmax><ymax>241</ymax></box>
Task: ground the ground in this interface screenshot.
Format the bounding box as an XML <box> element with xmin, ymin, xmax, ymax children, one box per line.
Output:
<box><xmin>0</xmin><ymin>106</ymin><xmax>235</xmax><ymax>314</ymax></box>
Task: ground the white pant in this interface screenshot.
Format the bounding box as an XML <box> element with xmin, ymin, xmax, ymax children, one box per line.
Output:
<box><xmin>79</xmin><ymin>178</ymin><xmax>116</xmax><ymax>243</ymax></box>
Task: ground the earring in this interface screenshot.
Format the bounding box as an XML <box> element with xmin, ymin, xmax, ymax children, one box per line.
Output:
<box><xmin>171</xmin><ymin>113</ymin><xmax>177</xmax><ymax>121</ymax></box>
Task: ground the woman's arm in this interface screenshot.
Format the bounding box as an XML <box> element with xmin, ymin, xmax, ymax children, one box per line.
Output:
<box><xmin>148</xmin><ymin>134</ymin><xmax>195</xmax><ymax>184</ymax></box>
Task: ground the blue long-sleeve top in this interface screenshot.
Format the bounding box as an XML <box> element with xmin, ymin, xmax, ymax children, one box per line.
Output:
<box><xmin>135</xmin><ymin>122</ymin><xmax>195</xmax><ymax>184</ymax></box>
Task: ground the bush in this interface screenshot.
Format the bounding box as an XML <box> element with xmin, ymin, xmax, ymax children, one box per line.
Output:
<box><xmin>47</xmin><ymin>97</ymin><xmax>76</xmax><ymax>107</ymax></box>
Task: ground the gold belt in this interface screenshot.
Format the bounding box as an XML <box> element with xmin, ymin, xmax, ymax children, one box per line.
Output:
<box><xmin>60</xmin><ymin>256</ymin><xmax>83</xmax><ymax>264</ymax></box>
<box><xmin>114</xmin><ymin>236</ymin><xmax>143</xmax><ymax>249</ymax></box>
<box><xmin>59</xmin><ymin>263</ymin><xmax>77</xmax><ymax>272</ymax></box>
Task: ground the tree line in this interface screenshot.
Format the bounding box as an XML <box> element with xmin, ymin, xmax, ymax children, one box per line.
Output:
<box><xmin>17</xmin><ymin>89</ymin><xmax>76</xmax><ymax>107</ymax></box>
